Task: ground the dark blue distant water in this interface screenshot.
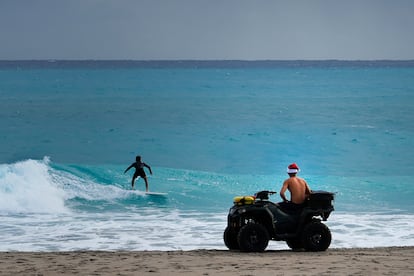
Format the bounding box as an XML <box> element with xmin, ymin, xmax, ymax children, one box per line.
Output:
<box><xmin>1</xmin><ymin>61</ymin><xmax>413</xmax><ymax>251</ymax></box>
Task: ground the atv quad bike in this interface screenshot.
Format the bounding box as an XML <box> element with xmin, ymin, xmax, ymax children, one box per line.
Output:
<box><xmin>224</xmin><ymin>190</ymin><xmax>334</xmax><ymax>252</ymax></box>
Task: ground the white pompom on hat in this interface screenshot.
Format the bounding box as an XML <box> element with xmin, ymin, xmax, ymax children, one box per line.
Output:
<box><xmin>287</xmin><ymin>163</ymin><xmax>300</xmax><ymax>174</ymax></box>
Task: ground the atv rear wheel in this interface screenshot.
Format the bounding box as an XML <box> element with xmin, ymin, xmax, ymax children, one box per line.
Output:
<box><xmin>302</xmin><ymin>221</ymin><xmax>331</xmax><ymax>251</ymax></box>
<box><xmin>224</xmin><ymin>227</ymin><xmax>240</xmax><ymax>250</ymax></box>
<box><xmin>237</xmin><ymin>223</ymin><xmax>269</xmax><ymax>252</ymax></box>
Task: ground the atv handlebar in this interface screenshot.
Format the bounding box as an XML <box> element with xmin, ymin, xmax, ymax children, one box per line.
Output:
<box><xmin>254</xmin><ymin>190</ymin><xmax>277</xmax><ymax>200</ymax></box>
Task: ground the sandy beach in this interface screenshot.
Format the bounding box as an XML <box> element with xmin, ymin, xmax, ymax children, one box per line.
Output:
<box><xmin>0</xmin><ymin>247</ymin><xmax>413</xmax><ymax>276</ymax></box>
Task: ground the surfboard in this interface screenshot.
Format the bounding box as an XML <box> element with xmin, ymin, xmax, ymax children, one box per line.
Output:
<box><xmin>145</xmin><ymin>192</ymin><xmax>167</xmax><ymax>196</ymax></box>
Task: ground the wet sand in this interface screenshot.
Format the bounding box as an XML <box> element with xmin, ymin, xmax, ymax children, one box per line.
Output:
<box><xmin>1</xmin><ymin>247</ymin><xmax>413</xmax><ymax>275</ymax></box>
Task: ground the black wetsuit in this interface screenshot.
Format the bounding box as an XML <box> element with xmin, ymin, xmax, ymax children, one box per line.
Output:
<box><xmin>125</xmin><ymin>162</ymin><xmax>149</xmax><ymax>179</ymax></box>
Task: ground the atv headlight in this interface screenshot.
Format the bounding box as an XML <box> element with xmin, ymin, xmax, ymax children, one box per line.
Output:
<box><xmin>238</xmin><ymin>208</ymin><xmax>247</xmax><ymax>214</ymax></box>
<box><xmin>229</xmin><ymin>207</ymin><xmax>247</xmax><ymax>216</ymax></box>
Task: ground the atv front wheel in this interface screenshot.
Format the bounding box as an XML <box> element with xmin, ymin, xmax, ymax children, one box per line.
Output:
<box><xmin>237</xmin><ymin>223</ymin><xmax>269</xmax><ymax>252</ymax></box>
<box><xmin>302</xmin><ymin>222</ymin><xmax>331</xmax><ymax>251</ymax></box>
<box><xmin>224</xmin><ymin>227</ymin><xmax>240</xmax><ymax>250</ymax></box>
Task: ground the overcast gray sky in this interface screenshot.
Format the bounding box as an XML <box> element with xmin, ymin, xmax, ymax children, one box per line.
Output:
<box><xmin>1</xmin><ymin>0</ymin><xmax>413</xmax><ymax>60</ymax></box>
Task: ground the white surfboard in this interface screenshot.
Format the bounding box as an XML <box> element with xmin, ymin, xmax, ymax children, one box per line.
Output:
<box><xmin>145</xmin><ymin>192</ymin><xmax>167</xmax><ymax>196</ymax></box>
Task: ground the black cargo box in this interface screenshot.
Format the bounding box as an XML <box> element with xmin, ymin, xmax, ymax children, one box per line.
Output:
<box><xmin>308</xmin><ymin>191</ymin><xmax>335</xmax><ymax>209</ymax></box>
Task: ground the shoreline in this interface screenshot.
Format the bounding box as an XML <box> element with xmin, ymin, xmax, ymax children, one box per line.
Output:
<box><xmin>1</xmin><ymin>247</ymin><xmax>413</xmax><ymax>275</ymax></box>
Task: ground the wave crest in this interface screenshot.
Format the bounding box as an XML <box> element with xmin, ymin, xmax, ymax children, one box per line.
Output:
<box><xmin>0</xmin><ymin>157</ymin><xmax>68</xmax><ymax>213</ymax></box>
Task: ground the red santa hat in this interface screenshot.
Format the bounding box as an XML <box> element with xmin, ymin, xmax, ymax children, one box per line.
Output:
<box><xmin>287</xmin><ymin>163</ymin><xmax>300</xmax><ymax>174</ymax></box>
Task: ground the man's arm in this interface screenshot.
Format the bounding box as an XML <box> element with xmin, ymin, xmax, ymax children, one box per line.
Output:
<box><xmin>304</xmin><ymin>180</ymin><xmax>311</xmax><ymax>197</ymax></box>
<box><xmin>279</xmin><ymin>181</ymin><xmax>289</xmax><ymax>202</ymax></box>
<box><xmin>144</xmin><ymin>163</ymin><xmax>152</xmax><ymax>174</ymax></box>
<box><xmin>124</xmin><ymin>163</ymin><xmax>134</xmax><ymax>173</ymax></box>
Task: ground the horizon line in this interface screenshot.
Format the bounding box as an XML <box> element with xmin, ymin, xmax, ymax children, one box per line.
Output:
<box><xmin>1</xmin><ymin>59</ymin><xmax>414</xmax><ymax>62</ymax></box>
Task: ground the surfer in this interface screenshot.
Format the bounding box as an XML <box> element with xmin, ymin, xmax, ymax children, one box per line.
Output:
<box><xmin>278</xmin><ymin>163</ymin><xmax>311</xmax><ymax>212</ymax></box>
<box><xmin>124</xmin><ymin>155</ymin><xmax>153</xmax><ymax>191</ymax></box>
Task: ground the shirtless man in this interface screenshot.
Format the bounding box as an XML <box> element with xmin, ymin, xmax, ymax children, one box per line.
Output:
<box><xmin>279</xmin><ymin>163</ymin><xmax>311</xmax><ymax>212</ymax></box>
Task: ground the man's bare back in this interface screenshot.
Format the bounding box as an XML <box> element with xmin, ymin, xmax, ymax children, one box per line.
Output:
<box><xmin>280</xmin><ymin>176</ymin><xmax>311</xmax><ymax>204</ymax></box>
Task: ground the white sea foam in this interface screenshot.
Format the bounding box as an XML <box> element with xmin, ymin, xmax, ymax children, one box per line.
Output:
<box><xmin>1</xmin><ymin>209</ymin><xmax>414</xmax><ymax>251</ymax></box>
<box><xmin>0</xmin><ymin>158</ymin><xmax>68</xmax><ymax>213</ymax></box>
<box><xmin>0</xmin><ymin>209</ymin><xmax>228</xmax><ymax>251</ymax></box>
<box><xmin>327</xmin><ymin>212</ymin><xmax>414</xmax><ymax>248</ymax></box>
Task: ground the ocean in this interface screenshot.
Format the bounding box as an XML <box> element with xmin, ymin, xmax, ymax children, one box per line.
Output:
<box><xmin>1</xmin><ymin>60</ymin><xmax>413</xmax><ymax>251</ymax></box>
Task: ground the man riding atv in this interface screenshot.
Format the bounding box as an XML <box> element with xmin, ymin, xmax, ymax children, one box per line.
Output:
<box><xmin>278</xmin><ymin>163</ymin><xmax>311</xmax><ymax>212</ymax></box>
<box><xmin>224</xmin><ymin>163</ymin><xmax>335</xmax><ymax>252</ymax></box>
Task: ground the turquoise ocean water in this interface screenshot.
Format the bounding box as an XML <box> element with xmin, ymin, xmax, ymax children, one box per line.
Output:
<box><xmin>1</xmin><ymin>60</ymin><xmax>413</xmax><ymax>251</ymax></box>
